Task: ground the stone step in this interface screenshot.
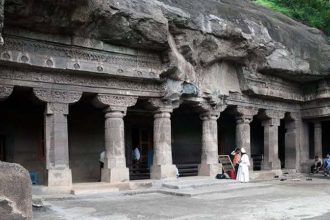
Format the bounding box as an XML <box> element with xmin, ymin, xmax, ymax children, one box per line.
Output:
<box><xmin>159</xmin><ymin>182</ymin><xmax>271</xmax><ymax>197</ymax></box>
<box><xmin>71</xmin><ymin>183</ymin><xmax>121</xmax><ymax>195</ymax></box>
<box><xmin>162</xmin><ymin>177</ymin><xmax>234</xmax><ymax>189</ymax></box>
<box><xmin>251</xmin><ymin>170</ymin><xmax>283</xmax><ymax>180</ymax></box>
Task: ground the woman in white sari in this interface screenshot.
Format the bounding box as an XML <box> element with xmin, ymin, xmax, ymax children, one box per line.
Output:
<box><xmin>236</xmin><ymin>147</ymin><xmax>250</xmax><ymax>183</ymax></box>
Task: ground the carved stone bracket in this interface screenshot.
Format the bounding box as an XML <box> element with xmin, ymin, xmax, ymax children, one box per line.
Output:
<box><xmin>0</xmin><ymin>85</ymin><xmax>13</xmax><ymax>100</ymax></box>
<box><xmin>97</xmin><ymin>94</ymin><xmax>138</xmax><ymax>113</ymax></box>
<box><xmin>33</xmin><ymin>88</ymin><xmax>82</xmax><ymax>104</ymax></box>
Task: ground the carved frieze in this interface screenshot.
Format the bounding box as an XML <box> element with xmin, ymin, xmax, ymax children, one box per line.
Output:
<box><xmin>0</xmin><ymin>34</ymin><xmax>162</xmax><ymax>80</ymax></box>
<box><xmin>97</xmin><ymin>94</ymin><xmax>138</xmax><ymax>113</ymax></box>
<box><xmin>240</xmin><ymin>70</ymin><xmax>304</xmax><ymax>102</ymax></box>
<box><xmin>0</xmin><ymin>68</ymin><xmax>162</xmax><ymax>95</ymax></box>
<box><xmin>33</xmin><ymin>88</ymin><xmax>82</xmax><ymax>104</ymax></box>
<box><xmin>0</xmin><ymin>85</ymin><xmax>13</xmax><ymax>100</ymax></box>
<box><xmin>227</xmin><ymin>92</ymin><xmax>300</xmax><ymax>113</ymax></box>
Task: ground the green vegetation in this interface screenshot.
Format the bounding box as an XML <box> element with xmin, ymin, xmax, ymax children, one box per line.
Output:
<box><xmin>254</xmin><ymin>0</ymin><xmax>330</xmax><ymax>39</ymax></box>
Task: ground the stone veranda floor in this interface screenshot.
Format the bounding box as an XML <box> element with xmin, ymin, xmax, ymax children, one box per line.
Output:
<box><xmin>33</xmin><ymin>176</ymin><xmax>330</xmax><ymax>220</ymax></box>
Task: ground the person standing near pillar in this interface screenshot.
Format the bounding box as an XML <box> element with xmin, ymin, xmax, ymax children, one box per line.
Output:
<box><xmin>236</xmin><ymin>148</ymin><xmax>250</xmax><ymax>183</ymax></box>
<box><xmin>231</xmin><ymin>147</ymin><xmax>241</xmax><ymax>177</ymax></box>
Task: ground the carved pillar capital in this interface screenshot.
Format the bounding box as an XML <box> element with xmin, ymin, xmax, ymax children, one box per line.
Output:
<box><xmin>264</xmin><ymin>110</ymin><xmax>285</xmax><ymax>120</ymax></box>
<box><xmin>97</xmin><ymin>94</ymin><xmax>138</xmax><ymax>114</ymax></box>
<box><xmin>33</xmin><ymin>88</ymin><xmax>82</xmax><ymax>104</ymax></box>
<box><xmin>0</xmin><ymin>85</ymin><xmax>14</xmax><ymax>100</ymax></box>
<box><xmin>200</xmin><ymin>111</ymin><xmax>220</xmax><ymax>121</ymax></box>
<box><xmin>314</xmin><ymin>121</ymin><xmax>322</xmax><ymax>128</ymax></box>
<box><xmin>235</xmin><ymin>106</ymin><xmax>258</xmax><ymax>124</ymax></box>
<box><xmin>149</xmin><ymin>98</ymin><xmax>179</xmax><ymax>114</ymax></box>
<box><xmin>46</xmin><ymin>102</ymin><xmax>69</xmax><ymax>115</ymax></box>
<box><xmin>262</xmin><ymin>110</ymin><xmax>285</xmax><ymax>127</ymax></box>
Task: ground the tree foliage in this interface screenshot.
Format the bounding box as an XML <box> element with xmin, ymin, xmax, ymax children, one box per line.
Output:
<box><xmin>254</xmin><ymin>0</ymin><xmax>330</xmax><ymax>38</ymax></box>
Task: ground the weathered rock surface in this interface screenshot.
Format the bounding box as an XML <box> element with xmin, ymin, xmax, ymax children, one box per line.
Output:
<box><xmin>0</xmin><ymin>161</ymin><xmax>32</xmax><ymax>220</ymax></box>
<box><xmin>1</xmin><ymin>0</ymin><xmax>330</xmax><ymax>102</ymax></box>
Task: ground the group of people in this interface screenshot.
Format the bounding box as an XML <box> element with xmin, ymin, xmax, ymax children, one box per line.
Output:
<box><xmin>231</xmin><ymin>147</ymin><xmax>250</xmax><ymax>183</ymax></box>
<box><xmin>311</xmin><ymin>153</ymin><xmax>330</xmax><ymax>176</ymax></box>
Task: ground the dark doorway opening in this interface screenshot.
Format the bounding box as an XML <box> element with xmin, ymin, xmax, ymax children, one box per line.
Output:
<box><xmin>251</xmin><ymin>116</ymin><xmax>264</xmax><ymax>171</ymax></box>
<box><xmin>126</xmin><ymin>99</ymin><xmax>153</xmax><ymax>180</ymax></box>
<box><xmin>68</xmin><ymin>94</ymin><xmax>104</xmax><ymax>183</ymax></box>
<box><xmin>279</xmin><ymin>119</ymin><xmax>286</xmax><ymax>169</ymax></box>
<box><xmin>0</xmin><ymin>87</ymin><xmax>46</xmax><ymax>184</ymax></box>
<box><xmin>322</xmin><ymin>121</ymin><xmax>330</xmax><ymax>157</ymax></box>
<box><xmin>218</xmin><ymin>107</ymin><xmax>236</xmax><ymax>156</ymax></box>
<box><xmin>172</xmin><ymin>104</ymin><xmax>202</xmax><ymax>177</ymax></box>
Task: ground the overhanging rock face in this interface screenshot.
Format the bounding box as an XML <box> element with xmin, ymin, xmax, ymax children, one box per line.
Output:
<box><xmin>0</xmin><ymin>0</ymin><xmax>329</xmax><ymax>105</ymax></box>
<box><xmin>0</xmin><ymin>161</ymin><xmax>32</xmax><ymax>220</ymax></box>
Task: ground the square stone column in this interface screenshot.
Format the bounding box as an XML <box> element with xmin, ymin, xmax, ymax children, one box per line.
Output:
<box><xmin>34</xmin><ymin>89</ymin><xmax>82</xmax><ymax>188</ymax></box>
<box><xmin>262</xmin><ymin>118</ymin><xmax>281</xmax><ymax>170</ymax></box>
<box><xmin>96</xmin><ymin>94</ymin><xmax>138</xmax><ymax>183</ymax></box>
<box><xmin>314</xmin><ymin>121</ymin><xmax>322</xmax><ymax>157</ymax></box>
<box><xmin>235</xmin><ymin>107</ymin><xmax>258</xmax><ymax>170</ymax></box>
<box><xmin>285</xmin><ymin>117</ymin><xmax>299</xmax><ymax>169</ymax></box>
<box><xmin>236</xmin><ymin>116</ymin><xmax>253</xmax><ymax>169</ymax></box>
<box><xmin>151</xmin><ymin>108</ymin><xmax>177</xmax><ymax>179</ymax></box>
<box><xmin>44</xmin><ymin>102</ymin><xmax>72</xmax><ymax>188</ymax></box>
<box><xmin>198</xmin><ymin>111</ymin><xmax>221</xmax><ymax>176</ymax></box>
<box><xmin>101</xmin><ymin>111</ymin><xmax>129</xmax><ymax>182</ymax></box>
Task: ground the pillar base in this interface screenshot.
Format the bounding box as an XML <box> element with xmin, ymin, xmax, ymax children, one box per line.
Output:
<box><xmin>101</xmin><ymin>167</ymin><xmax>129</xmax><ymax>183</ymax></box>
<box><xmin>48</xmin><ymin>168</ymin><xmax>72</xmax><ymax>188</ymax></box>
<box><xmin>198</xmin><ymin>163</ymin><xmax>222</xmax><ymax>176</ymax></box>
<box><xmin>151</xmin><ymin>164</ymin><xmax>177</xmax><ymax>179</ymax></box>
<box><xmin>261</xmin><ymin>160</ymin><xmax>281</xmax><ymax>170</ymax></box>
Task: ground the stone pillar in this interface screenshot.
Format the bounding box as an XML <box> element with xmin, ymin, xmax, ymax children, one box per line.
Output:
<box><xmin>151</xmin><ymin>107</ymin><xmax>177</xmax><ymax>179</ymax></box>
<box><xmin>284</xmin><ymin>114</ymin><xmax>299</xmax><ymax>169</ymax></box>
<box><xmin>97</xmin><ymin>94</ymin><xmax>137</xmax><ymax>183</ymax></box>
<box><xmin>34</xmin><ymin>89</ymin><xmax>82</xmax><ymax>188</ymax></box>
<box><xmin>198</xmin><ymin>111</ymin><xmax>221</xmax><ymax>176</ymax></box>
<box><xmin>235</xmin><ymin>107</ymin><xmax>258</xmax><ymax>170</ymax></box>
<box><xmin>101</xmin><ymin>111</ymin><xmax>129</xmax><ymax>182</ymax></box>
<box><xmin>44</xmin><ymin>102</ymin><xmax>72</xmax><ymax>187</ymax></box>
<box><xmin>261</xmin><ymin>110</ymin><xmax>285</xmax><ymax>170</ymax></box>
<box><xmin>314</xmin><ymin>121</ymin><xmax>322</xmax><ymax>157</ymax></box>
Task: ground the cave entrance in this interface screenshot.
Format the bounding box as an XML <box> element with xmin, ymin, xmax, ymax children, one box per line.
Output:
<box><xmin>172</xmin><ymin>103</ymin><xmax>202</xmax><ymax>177</ymax></box>
<box><xmin>68</xmin><ymin>94</ymin><xmax>105</xmax><ymax>183</ymax></box>
<box><xmin>0</xmin><ymin>87</ymin><xmax>46</xmax><ymax>185</ymax></box>
<box><xmin>125</xmin><ymin>99</ymin><xmax>154</xmax><ymax>180</ymax></box>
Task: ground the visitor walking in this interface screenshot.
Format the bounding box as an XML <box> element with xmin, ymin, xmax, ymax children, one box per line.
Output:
<box><xmin>236</xmin><ymin>147</ymin><xmax>250</xmax><ymax>183</ymax></box>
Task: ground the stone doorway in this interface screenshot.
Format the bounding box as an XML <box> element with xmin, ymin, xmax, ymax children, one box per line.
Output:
<box><xmin>251</xmin><ymin>116</ymin><xmax>264</xmax><ymax>171</ymax></box>
<box><xmin>279</xmin><ymin>119</ymin><xmax>286</xmax><ymax>169</ymax></box>
<box><xmin>68</xmin><ymin>94</ymin><xmax>104</xmax><ymax>183</ymax></box>
<box><xmin>125</xmin><ymin>99</ymin><xmax>153</xmax><ymax>180</ymax></box>
<box><xmin>0</xmin><ymin>87</ymin><xmax>46</xmax><ymax>185</ymax></box>
<box><xmin>218</xmin><ymin>107</ymin><xmax>236</xmax><ymax>156</ymax></box>
<box><xmin>322</xmin><ymin>121</ymin><xmax>330</xmax><ymax>157</ymax></box>
<box><xmin>172</xmin><ymin>104</ymin><xmax>202</xmax><ymax>177</ymax></box>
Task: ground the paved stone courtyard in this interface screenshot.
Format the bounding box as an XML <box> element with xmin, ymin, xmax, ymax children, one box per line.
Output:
<box><xmin>34</xmin><ymin>177</ymin><xmax>330</xmax><ymax>220</ymax></box>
